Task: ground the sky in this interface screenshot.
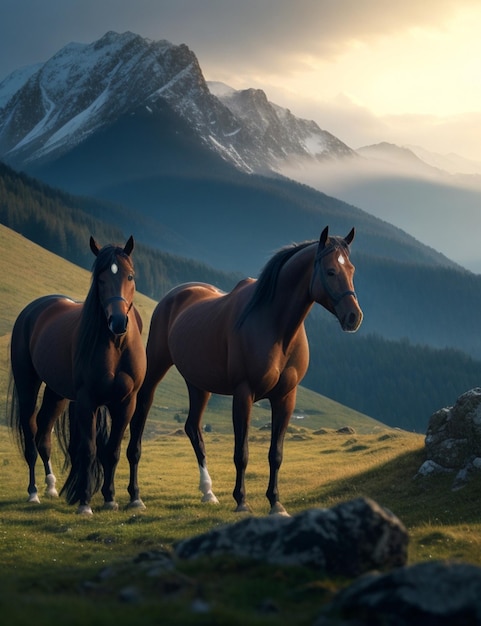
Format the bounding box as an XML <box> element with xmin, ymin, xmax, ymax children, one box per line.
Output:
<box><xmin>2</xmin><ymin>0</ymin><xmax>481</xmax><ymax>161</ymax></box>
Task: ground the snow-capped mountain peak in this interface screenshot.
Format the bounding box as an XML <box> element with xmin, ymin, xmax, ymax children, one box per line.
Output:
<box><xmin>0</xmin><ymin>31</ymin><xmax>355</xmax><ymax>173</ymax></box>
<box><xmin>209</xmin><ymin>80</ymin><xmax>356</xmax><ymax>165</ymax></box>
<box><xmin>0</xmin><ymin>32</ymin><xmax>204</xmax><ymax>165</ymax></box>
<box><xmin>0</xmin><ymin>63</ymin><xmax>43</xmax><ymax>109</ymax></box>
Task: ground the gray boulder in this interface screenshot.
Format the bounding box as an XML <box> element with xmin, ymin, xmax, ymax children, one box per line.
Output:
<box><xmin>316</xmin><ymin>560</ymin><xmax>481</xmax><ymax>625</ymax></box>
<box><xmin>418</xmin><ymin>388</ymin><xmax>481</xmax><ymax>488</ymax></box>
<box><xmin>175</xmin><ymin>497</ymin><xmax>408</xmax><ymax>577</ymax></box>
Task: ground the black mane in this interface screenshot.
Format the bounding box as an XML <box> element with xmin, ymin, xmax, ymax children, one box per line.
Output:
<box><xmin>236</xmin><ymin>240</ymin><xmax>314</xmax><ymax>328</ymax></box>
<box><xmin>235</xmin><ymin>236</ymin><xmax>350</xmax><ymax>329</ymax></box>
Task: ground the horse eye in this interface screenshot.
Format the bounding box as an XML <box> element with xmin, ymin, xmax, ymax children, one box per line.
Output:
<box><xmin>327</xmin><ymin>269</ymin><xmax>336</xmax><ymax>277</ymax></box>
<box><xmin>128</xmin><ymin>274</ymin><xmax>134</xmax><ymax>281</ymax></box>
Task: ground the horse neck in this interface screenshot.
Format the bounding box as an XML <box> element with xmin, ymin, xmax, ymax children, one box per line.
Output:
<box><xmin>269</xmin><ymin>243</ymin><xmax>316</xmax><ymax>344</ymax></box>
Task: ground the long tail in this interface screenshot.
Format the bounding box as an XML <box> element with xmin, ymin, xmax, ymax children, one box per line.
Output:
<box><xmin>6</xmin><ymin>372</ymin><xmax>25</xmax><ymax>455</ymax></box>
<box><xmin>59</xmin><ymin>404</ymin><xmax>109</xmax><ymax>505</ymax></box>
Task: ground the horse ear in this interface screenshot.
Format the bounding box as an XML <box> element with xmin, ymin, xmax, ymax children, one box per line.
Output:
<box><xmin>344</xmin><ymin>228</ymin><xmax>355</xmax><ymax>246</ymax></box>
<box><xmin>319</xmin><ymin>226</ymin><xmax>329</xmax><ymax>250</ymax></box>
<box><xmin>124</xmin><ymin>235</ymin><xmax>134</xmax><ymax>256</ymax></box>
<box><xmin>90</xmin><ymin>236</ymin><xmax>100</xmax><ymax>257</ymax></box>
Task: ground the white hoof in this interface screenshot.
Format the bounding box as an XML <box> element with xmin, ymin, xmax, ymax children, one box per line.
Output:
<box><xmin>27</xmin><ymin>492</ymin><xmax>41</xmax><ymax>504</ymax></box>
<box><xmin>45</xmin><ymin>474</ymin><xmax>58</xmax><ymax>498</ymax></box>
<box><xmin>77</xmin><ymin>504</ymin><xmax>93</xmax><ymax>516</ymax></box>
<box><xmin>127</xmin><ymin>499</ymin><xmax>146</xmax><ymax>510</ymax></box>
<box><xmin>102</xmin><ymin>501</ymin><xmax>119</xmax><ymax>511</ymax></box>
<box><xmin>201</xmin><ymin>491</ymin><xmax>219</xmax><ymax>504</ymax></box>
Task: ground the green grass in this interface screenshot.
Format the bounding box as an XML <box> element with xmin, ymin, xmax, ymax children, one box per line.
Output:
<box><xmin>2</xmin><ymin>223</ymin><xmax>480</xmax><ymax>624</ymax></box>
<box><xmin>2</xmin><ymin>425</ymin><xmax>480</xmax><ymax>624</ymax></box>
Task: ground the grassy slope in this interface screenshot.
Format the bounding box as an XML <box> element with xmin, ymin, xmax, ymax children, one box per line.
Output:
<box><xmin>3</xmin><ymin>224</ymin><xmax>479</xmax><ymax>624</ymax></box>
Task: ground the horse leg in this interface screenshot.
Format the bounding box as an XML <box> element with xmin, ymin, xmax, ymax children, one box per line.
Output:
<box><xmin>101</xmin><ymin>401</ymin><xmax>135</xmax><ymax>511</ymax></box>
<box><xmin>127</xmin><ymin>359</ymin><xmax>173</xmax><ymax>509</ymax></box>
<box><xmin>266</xmin><ymin>388</ymin><xmax>297</xmax><ymax>516</ymax></box>
<box><xmin>232</xmin><ymin>383</ymin><xmax>254</xmax><ymax>512</ymax></box>
<box><xmin>184</xmin><ymin>382</ymin><xmax>218</xmax><ymax>504</ymax></box>
<box><xmin>61</xmin><ymin>400</ymin><xmax>98</xmax><ymax>516</ymax></box>
<box><xmin>35</xmin><ymin>386</ymin><xmax>67</xmax><ymax>498</ymax></box>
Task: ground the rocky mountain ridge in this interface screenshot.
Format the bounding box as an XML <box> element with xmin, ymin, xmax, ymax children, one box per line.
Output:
<box><xmin>0</xmin><ymin>30</ymin><xmax>355</xmax><ymax>173</ymax></box>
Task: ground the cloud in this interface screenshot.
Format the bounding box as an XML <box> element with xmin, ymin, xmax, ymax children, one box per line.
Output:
<box><xmin>178</xmin><ymin>0</ymin><xmax>480</xmax><ymax>77</ymax></box>
<box><xmin>1</xmin><ymin>0</ymin><xmax>478</xmax><ymax>79</ymax></box>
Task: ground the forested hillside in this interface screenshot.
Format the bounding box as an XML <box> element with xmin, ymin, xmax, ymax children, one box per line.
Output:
<box><xmin>0</xmin><ymin>162</ymin><xmax>241</xmax><ymax>298</ymax></box>
<box><xmin>1</xmin><ymin>161</ymin><xmax>479</xmax><ymax>431</ymax></box>
<box><xmin>305</xmin><ymin>311</ymin><xmax>481</xmax><ymax>431</ymax></box>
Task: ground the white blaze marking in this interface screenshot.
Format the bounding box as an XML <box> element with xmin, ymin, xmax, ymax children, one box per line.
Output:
<box><xmin>338</xmin><ymin>254</ymin><xmax>345</xmax><ymax>265</ymax></box>
<box><xmin>111</xmin><ymin>263</ymin><xmax>118</xmax><ymax>274</ymax></box>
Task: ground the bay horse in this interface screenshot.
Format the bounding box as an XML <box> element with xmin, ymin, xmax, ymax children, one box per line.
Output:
<box><xmin>127</xmin><ymin>226</ymin><xmax>363</xmax><ymax>515</ymax></box>
<box><xmin>8</xmin><ymin>236</ymin><xmax>146</xmax><ymax>515</ymax></box>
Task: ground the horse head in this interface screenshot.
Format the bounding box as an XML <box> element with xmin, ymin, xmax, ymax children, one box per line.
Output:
<box><xmin>90</xmin><ymin>235</ymin><xmax>136</xmax><ymax>336</ymax></box>
<box><xmin>310</xmin><ymin>226</ymin><xmax>363</xmax><ymax>332</ymax></box>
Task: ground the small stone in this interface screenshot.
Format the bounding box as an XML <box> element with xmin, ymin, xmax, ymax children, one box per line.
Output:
<box><xmin>119</xmin><ymin>586</ymin><xmax>142</xmax><ymax>604</ymax></box>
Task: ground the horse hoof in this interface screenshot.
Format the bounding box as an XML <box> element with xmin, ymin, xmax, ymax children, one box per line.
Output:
<box><xmin>102</xmin><ymin>501</ymin><xmax>119</xmax><ymax>511</ymax></box>
<box><xmin>27</xmin><ymin>493</ymin><xmax>40</xmax><ymax>504</ymax></box>
<box><xmin>45</xmin><ymin>474</ymin><xmax>58</xmax><ymax>498</ymax></box>
<box><xmin>201</xmin><ymin>492</ymin><xmax>219</xmax><ymax>504</ymax></box>
<box><xmin>269</xmin><ymin>503</ymin><xmax>290</xmax><ymax>516</ymax></box>
<box><xmin>77</xmin><ymin>505</ymin><xmax>94</xmax><ymax>516</ymax></box>
<box><xmin>127</xmin><ymin>499</ymin><xmax>146</xmax><ymax>510</ymax></box>
<box><xmin>234</xmin><ymin>503</ymin><xmax>252</xmax><ymax>513</ymax></box>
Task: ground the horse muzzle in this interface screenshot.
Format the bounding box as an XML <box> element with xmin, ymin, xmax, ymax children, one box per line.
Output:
<box><xmin>341</xmin><ymin>308</ymin><xmax>363</xmax><ymax>332</ymax></box>
<box><xmin>336</xmin><ymin>294</ymin><xmax>363</xmax><ymax>333</ymax></box>
<box><xmin>104</xmin><ymin>296</ymin><xmax>130</xmax><ymax>336</ymax></box>
<box><xmin>108</xmin><ymin>313</ymin><xmax>129</xmax><ymax>336</ymax></box>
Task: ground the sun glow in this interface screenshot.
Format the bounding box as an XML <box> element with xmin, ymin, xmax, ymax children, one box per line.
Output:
<box><xmin>260</xmin><ymin>6</ymin><xmax>481</xmax><ymax>119</ymax></box>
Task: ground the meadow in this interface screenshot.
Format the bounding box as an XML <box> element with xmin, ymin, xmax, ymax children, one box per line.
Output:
<box><xmin>2</xmin><ymin>225</ymin><xmax>481</xmax><ymax>624</ymax></box>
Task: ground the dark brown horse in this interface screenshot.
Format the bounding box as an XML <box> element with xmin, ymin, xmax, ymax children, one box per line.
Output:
<box><xmin>127</xmin><ymin>226</ymin><xmax>363</xmax><ymax>515</ymax></box>
<box><xmin>8</xmin><ymin>236</ymin><xmax>146</xmax><ymax>515</ymax></box>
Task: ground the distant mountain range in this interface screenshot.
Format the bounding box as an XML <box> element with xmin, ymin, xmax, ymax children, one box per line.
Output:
<box><xmin>2</xmin><ymin>31</ymin><xmax>481</xmax><ymax>358</ymax></box>
<box><xmin>279</xmin><ymin>141</ymin><xmax>481</xmax><ymax>274</ymax></box>
<box><xmin>0</xmin><ymin>31</ymin><xmax>461</xmax><ymax>269</ymax></box>
<box><xmin>0</xmin><ymin>31</ymin><xmax>355</xmax><ymax>174</ymax></box>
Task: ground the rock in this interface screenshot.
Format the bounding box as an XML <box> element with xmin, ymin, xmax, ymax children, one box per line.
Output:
<box><xmin>336</xmin><ymin>426</ymin><xmax>356</xmax><ymax>434</ymax></box>
<box><xmin>418</xmin><ymin>388</ymin><xmax>481</xmax><ymax>488</ymax></box>
<box><xmin>175</xmin><ymin>497</ymin><xmax>408</xmax><ymax>577</ymax></box>
<box><xmin>118</xmin><ymin>585</ymin><xmax>142</xmax><ymax>604</ymax></box>
<box><xmin>416</xmin><ymin>459</ymin><xmax>451</xmax><ymax>477</ymax></box>
<box><xmin>315</xmin><ymin>560</ymin><xmax>481</xmax><ymax>625</ymax></box>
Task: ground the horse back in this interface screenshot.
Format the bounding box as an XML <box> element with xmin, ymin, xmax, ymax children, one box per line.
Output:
<box><xmin>146</xmin><ymin>283</ymin><xmax>222</xmax><ymax>357</ymax></box>
<box><xmin>152</xmin><ymin>280</ymin><xmax>255</xmax><ymax>337</ymax></box>
<box><xmin>146</xmin><ymin>280</ymin><xmax>258</xmax><ymax>394</ymax></box>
